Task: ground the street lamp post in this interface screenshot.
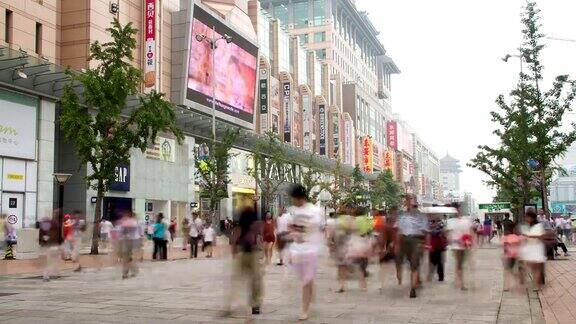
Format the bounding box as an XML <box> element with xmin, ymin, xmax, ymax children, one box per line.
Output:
<box><xmin>54</xmin><ymin>173</ymin><xmax>72</xmax><ymax>243</ymax></box>
<box><xmin>195</xmin><ymin>28</ymin><xmax>232</xmax><ymax>143</ymax></box>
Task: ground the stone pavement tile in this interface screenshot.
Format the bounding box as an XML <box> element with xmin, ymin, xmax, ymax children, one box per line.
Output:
<box><xmin>58</xmin><ymin>306</ymin><xmax>126</xmax><ymax>315</ymax></box>
<box><xmin>498</xmin><ymin>305</ymin><xmax>531</xmax><ymax>316</ymax></box>
<box><xmin>451</xmin><ymin>314</ymin><xmax>498</xmax><ymax>322</ymax></box>
<box><xmin>496</xmin><ymin>314</ymin><xmax>532</xmax><ymax>324</ymax></box>
<box><xmin>1</xmin><ymin>317</ymin><xmax>79</xmax><ymax>324</ymax></box>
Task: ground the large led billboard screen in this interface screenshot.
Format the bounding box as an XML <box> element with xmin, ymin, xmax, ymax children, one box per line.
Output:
<box><xmin>186</xmin><ymin>4</ymin><xmax>258</xmax><ymax>126</ymax></box>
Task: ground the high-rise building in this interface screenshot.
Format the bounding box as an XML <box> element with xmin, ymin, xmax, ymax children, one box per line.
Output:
<box><xmin>440</xmin><ymin>154</ymin><xmax>462</xmax><ymax>201</ymax></box>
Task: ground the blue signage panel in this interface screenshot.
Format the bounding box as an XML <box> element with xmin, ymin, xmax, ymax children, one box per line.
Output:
<box><xmin>110</xmin><ymin>164</ymin><xmax>130</xmax><ymax>191</ymax></box>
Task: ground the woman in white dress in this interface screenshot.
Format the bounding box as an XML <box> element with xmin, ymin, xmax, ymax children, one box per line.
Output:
<box><xmin>519</xmin><ymin>210</ymin><xmax>546</xmax><ymax>291</ymax></box>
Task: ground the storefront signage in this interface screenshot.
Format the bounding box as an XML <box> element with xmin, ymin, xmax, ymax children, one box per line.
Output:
<box><xmin>362</xmin><ymin>136</ymin><xmax>373</xmax><ymax>174</ymax></box>
<box><xmin>259</xmin><ymin>69</ymin><xmax>269</xmax><ymax>132</ymax></box>
<box><xmin>283</xmin><ymin>83</ymin><xmax>291</xmax><ymax>143</ymax></box>
<box><xmin>0</xmin><ymin>96</ymin><xmax>37</xmax><ymax>160</ymax></box>
<box><xmin>384</xmin><ymin>150</ymin><xmax>394</xmax><ymax>171</ymax></box>
<box><xmin>387</xmin><ymin>121</ymin><xmax>397</xmax><ymax>150</ymax></box>
<box><xmin>302</xmin><ymin>94</ymin><xmax>312</xmax><ymax>151</ymax></box>
<box><xmin>318</xmin><ymin>104</ymin><xmax>326</xmax><ymax>155</ymax></box>
<box><xmin>111</xmin><ymin>164</ymin><xmax>130</xmax><ymax>191</ymax></box>
<box><xmin>270</xmin><ymin>78</ymin><xmax>280</xmax><ymax>135</ymax></box>
<box><xmin>478</xmin><ymin>202</ymin><xmax>512</xmax><ymax>211</ymax></box>
<box><xmin>146</xmin><ymin>137</ymin><xmax>176</xmax><ymax>162</ymax></box>
<box><xmin>344</xmin><ymin>120</ymin><xmax>353</xmax><ymax>165</ymax></box>
<box><xmin>7</xmin><ymin>173</ymin><xmax>24</xmax><ymax>180</ymax></box>
<box><xmin>144</xmin><ymin>0</ymin><xmax>156</xmax><ymax>88</ymax></box>
<box><xmin>332</xmin><ymin>111</ymin><xmax>340</xmax><ymax>157</ymax></box>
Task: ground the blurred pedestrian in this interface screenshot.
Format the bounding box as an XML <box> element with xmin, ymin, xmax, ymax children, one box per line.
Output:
<box><xmin>71</xmin><ymin>210</ymin><xmax>86</xmax><ymax>272</ymax></box>
<box><xmin>495</xmin><ymin>218</ymin><xmax>503</xmax><ymax>239</ymax></box>
<box><xmin>225</xmin><ymin>199</ymin><xmax>263</xmax><ymax>318</ymax></box>
<box><xmin>519</xmin><ymin>210</ymin><xmax>546</xmax><ymax>291</ymax></box>
<box><xmin>427</xmin><ymin>216</ymin><xmax>447</xmax><ymax>282</ymax></box>
<box><xmin>0</xmin><ymin>214</ymin><xmax>6</xmax><ymax>255</ymax></box>
<box><xmin>119</xmin><ymin>212</ymin><xmax>141</xmax><ymax>278</ymax></box>
<box><xmin>169</xmin><ymin>217</ymin><xmax>177</xmax><ymax>244</ymax></box>
<box><xmin>181</xmin><ymin>217</ymin><xmax>191</xmax><ymax>251</ymax></box>
<box><xmin>62</xmin><ymin>214</ymin><xmax>74</xmax><ymax>260</ymax></box>
<box><xmin>502</xmin><ymin>220</ymin><xmax>521</xmax><ymax>291</ymax></box>
<box><xmin>483</xmin><ymin>215</ymin><xmax>493</xmax><ymax>244</ymax></box>
<box><xmin>446</xmin><ymin>202</ymin><xmax>474</xmax><ymax>290</ymax></box>
<box><xmin>100</xmin><ymin>218</ymin><xmax>113</xmax><ymax>251</ymax></box>
<box><xmin>189</xmin><ymin>212</ymin><xmax>203</xmax><ymax>258</ymax></box>
<box><xmin>275</xmin><ymin>207</ymin><xmax>292</xmax><ymax>266</ymax></box>
<box><xmin>263</xmin><ymin>211</ymin><xmax>276</xmax><ymax>265</ymax></box>
<box><xmin>334</xmin><ymin>209</ymin><xmax>353</xmax><ymax>293</ymax></box>
<box><xmin>203</xmin><ymin>221</ymin><xmax>215</xmax><ymax>258</ymax></box>
<box><xmin>152</xmin><ymin>213</ymin><xmax>168</xmax><ymax>260</ymax></box>
<box><xmin>39</xmin><ymin>213</ymin><xmax>60</xmax><ymax>281</ymax></box>
<box><xmin>348</xmin><ymin>207</ymin><xmax>373</xmax><ymax>291</ymax></box>
<box><xmin>395</xmin><ymin>194</ymin><xmax>429</xmax><ymax>298</ymax></box>
<box><xmin>562</xmin><ymin>215</ymin><xmax>572</xmax><ymax>245</ymax></box>
<box><xmin>287</xmin><ymin>184</ymin><xmax>325</xmax><ymax>320</ymax></box>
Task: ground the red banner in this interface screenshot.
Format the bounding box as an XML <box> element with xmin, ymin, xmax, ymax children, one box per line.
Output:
<box><xmin>144</xmin><ymin>0</ymin><xmax>156</xmax><ymax>88</ymax></box>
<box><xmin>387</xmin><ymin>121</ymin><xmax>397</xmax><ymax>150</ymax></box>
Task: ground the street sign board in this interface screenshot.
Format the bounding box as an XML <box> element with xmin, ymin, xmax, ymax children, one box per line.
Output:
<box><xmin>478</xmin><ymin>202</ymin><xmax>512</xmax><ymax>211</ymax></box>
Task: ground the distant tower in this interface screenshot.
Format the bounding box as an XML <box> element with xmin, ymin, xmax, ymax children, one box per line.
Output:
<box><xmin>440</xmin><ymin>153</ymin><xmax>462</xmax><ymax>198</ymax></box>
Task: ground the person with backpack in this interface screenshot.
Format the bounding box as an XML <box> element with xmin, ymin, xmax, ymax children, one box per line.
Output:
<box><xmin>428</xmin><ymin>216</ymin><xmax>447</xmax><ymax>282</ymax></box>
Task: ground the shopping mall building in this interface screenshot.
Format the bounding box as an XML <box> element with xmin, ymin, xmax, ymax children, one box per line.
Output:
<box><xmin>0</xmin><ymin>0</ymin><xmax>430</xmax><ymax>237</ymax></box>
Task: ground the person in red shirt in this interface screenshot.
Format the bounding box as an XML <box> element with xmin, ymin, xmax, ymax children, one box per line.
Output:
<box><xmin>62</xmin><ymin>214</ymin><xmax>74</xmax><ymax>260</ymax></box>
<box><xmin>263</xmin><ymin>211</ymin><xmax>276</xmax><ymax>265</ymax></box>
<box><xmin>427</xmin><ymin>216</ymin><xmax>448</xmax><ymax>282</ymax></box>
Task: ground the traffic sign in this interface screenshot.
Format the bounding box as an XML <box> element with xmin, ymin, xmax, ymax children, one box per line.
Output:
<box><xmin>478</xmin><ymin>202</ymin><xmax>511</xmax><ymax>211</ymax></box>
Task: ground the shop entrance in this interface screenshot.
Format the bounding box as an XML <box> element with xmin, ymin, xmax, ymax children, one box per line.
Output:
<box><xmin>103</xmin><ymin>197</ymin><xmax>132</xmax><ymax>223</ymax></box>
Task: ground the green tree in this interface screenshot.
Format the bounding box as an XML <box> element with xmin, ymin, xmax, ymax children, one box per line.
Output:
<box><xmin>196</xmin><ymin>130</ymin><xmax>238</xmax><ymax>224</ymax></box>
<box><xmin>370</xmin><ymin>170</ymin><xmax>401</xmax><ymax>211</ymax></box>
<box><xmin>249</xmin><ymin>131</ymin><xmax>287</xmax><ymax>213</ymax></box>
<box><xmin>300</xmin><ymin>153</ymin><xmax>323</xmax><ymax>204</ymax></box>
<box><xmin>321</xmin><ymin>158</ymin><xmax>346</xmax><ymax>211</ymax></box>
<box><xmin>60</xmin><ymin>20</ymin><xmax>183</xmax><ymax>254</ymax></box>
<box><xmin>469</xmin><ymin>1</ymin><xmax>576</xmax><ymax>216</ymax></box>
<box><xmin>342</xmin><ymin>165</ymin><xmax>369</xmax><ymax>210</ymax></box>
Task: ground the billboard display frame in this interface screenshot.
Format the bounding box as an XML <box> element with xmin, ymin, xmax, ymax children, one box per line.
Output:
<box><xmin>180</xmin><ymin>2</ymin><xmax>259</xmax><ymax>129</ymax></box>
<box><xmin>318</xmin><ymin>104</ymin><xmax>327</xmax><ymax>156</ymax></box>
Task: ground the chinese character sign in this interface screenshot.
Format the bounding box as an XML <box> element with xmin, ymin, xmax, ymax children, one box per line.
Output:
<box><xmin>387</xmin><ymin>121</ymin><xmax>397</xmax><ymax>150</ymax></box>
<box><xmin>144</xmin><ymin>0</ymin><xmax>156</xmax><ymax>88</ymax></box>
<box><xmin>362</xmin><ymin>136</ymin><xmax>373</xmax><ymax>174</ymax></box>
<box><xmin>283</xmin><ymin>83</ymin><xmax>291</xmax><ymax>143</ymax></box>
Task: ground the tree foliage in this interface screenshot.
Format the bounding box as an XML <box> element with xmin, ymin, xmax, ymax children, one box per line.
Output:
<box><xmin>321</xmin><ymin>158</ymin><xmax>346</xmax><ymax>210</ymax></box>
<box><xmin>60</xmin><ymin>19</ymin><xmax>183</xmax><ymax>254</ymax></box>
<box><xmin>370</xmin><ymin>170</ymin><xmax>402</xmax><ymax>211</ymax></box>
<box><xmin>469</xmin><ymin>1</ymin><xmax>576</xmax><ymax>215</ymax></box>
<box><xmin>196</xmin><ymin>130</ymin><xmax>238</xmax><ymax>221</ymax></box>
<box><xmin>249</xmin><ymin>131</ymin><xmax>287</xmax><ymax>213</ymax></box>
<box><xmin>342</xmin><ymin>165</ymin><xmax>369</xmax><ymax>211</ymax></box>
<box><xmin>300</xmin><ymin>153</ymin><xmax>323</xmax><ymax>204</ymax></box>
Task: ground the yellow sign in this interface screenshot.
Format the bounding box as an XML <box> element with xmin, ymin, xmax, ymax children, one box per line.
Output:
<box><xmin>383</xmin><ymin>150</ymin><xmax>394</xmax><ymax>171</ymax></box>
<box><xmin>7</xmin><ymin>173</ymin><xmax>24</xmax><ymax>180</ymax></box>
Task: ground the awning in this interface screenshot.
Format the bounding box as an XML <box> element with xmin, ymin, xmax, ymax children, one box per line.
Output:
<box><xmin>232</xmin><ymin>187</ymin><xmax>256</xmax><ymax>194</ymax></box>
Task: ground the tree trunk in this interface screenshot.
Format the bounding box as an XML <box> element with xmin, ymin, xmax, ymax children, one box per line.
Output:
<box><xmin>90</xmin><ymin>189</ymin><xmax>103</xmax><ymax>255</ymax></box>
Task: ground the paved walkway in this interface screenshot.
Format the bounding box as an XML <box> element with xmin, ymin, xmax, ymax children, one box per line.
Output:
<box><xmin>0</xmin><ymin>246</ymin><xmax>540</xmax><ymax>324</ymax></box>
<box><xmin>539</xmin><ymin>247</ymin><xmax>576</xmax><ymax>324</ymax></box>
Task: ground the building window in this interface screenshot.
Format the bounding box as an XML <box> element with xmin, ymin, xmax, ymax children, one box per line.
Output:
<box><xmin>314</xmin><ymin>32</ymin><xmax>326</xmax><ymax>43</ymax></box>
<box><xmin>5</xmin><ymin>10</ymin><xmax>12</xmax><ymax>44</ymax></box>
<box><xmin>35</xmin><ymin>23</ymin><xmax>42</xmax><ymax>54</ymax></box>
<box><xmin>293</xmin><ymin>1</ymin><xmax>309</xmax><ymax>28</ymax></box>
<box><xmin>313</xmin><ymin>0</ymin><xmax>325</xmax><ymax>26</ymax></box>
<box><xmin>299</xmin><ymin>33</ymin><xmax>308</xmax><ymax>45</ymax></box>
<box><xmin>315</xmin><ymin>48</ymin><xmax>326</xmax><ymax>60</ymax></box>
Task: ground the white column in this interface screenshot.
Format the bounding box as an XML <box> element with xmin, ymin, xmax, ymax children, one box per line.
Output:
<box><xmin>36</xmin><ymin>99</ymin><xmax>55</xmax><ymax>221</ymax></box>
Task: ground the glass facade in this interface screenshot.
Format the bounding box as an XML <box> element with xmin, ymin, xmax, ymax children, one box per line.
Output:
<box><xmin>279</xmin><ymin>29</ymin><xmax>290</xmax><ymax>72</ymax></box>
<box><xmin>299</xmin><ymin>33</ymin><xmax>308</xmax><ymax>45</ymax></box>
<box><xmin>258</xmin><ymin>10</ymin><xmax>271</xmax><ymax>60</ymax></box>
<box><xmin>313</xmin><ymin>0</ymin><xmax>325</xmax><ymax>26</ymax></box>
<box><xmin>293</xmin><ymin>1</ymin><xmax>309</xmax><ymax>28</ymax></box>
<box><xmin>314</xmin><ymin>58</ymin><xmax>322</xmax><ymax>96</ymax></box>
<box><xmin>314</xmin><ymin>31</ymin><xmax>326</xmax><ymax>43</ymax></box>
<box><xmin>275</xmin><ymin>3</ymin><xmax>289</xmax><ymax>27</ymax></box>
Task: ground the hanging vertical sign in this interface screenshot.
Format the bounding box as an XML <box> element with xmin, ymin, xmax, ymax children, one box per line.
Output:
<box><xmin>144</xmin><ymin>0</ymin><xmax>157</xmax><ymax>89</ymax></box>
<box><xmin>332</xmin><ymin>111</ymin><xmax>340</xmax><ymax>157</ymax></box>
<box><xmin>387</xmin><ymin>121</ymin><xmax>397</xmax><ymax>150</ymax></box>
<box><xmin>384</xmin><ymin>150</ymin><xmax>394</xmax><ymax>171</ymax></box>
<box><xmin>362</xmin><ymin>136</ymin><xmax>373</xmax><ymax>174</ymax></box>
<box><xmin>318</xmin><ymin>104</ymin><xmax>326</xmax><ymax>155</ymax></box>
<box><xmin>344</xmin><ymin>119</ymin><xmax>353</xmax><ymax>165</ymax></box>
<box><xmin>259</xmin><ymin>69</ymin><xmax>269</xmax><ymax>132</ymax></box>
<box><xmin>283</xmin><ymin>83</ymin><xmax>291</xmax><ymax>143</ymax></box>
<box><xmin>302</xmin><ymin>94</ymin><xmax>312</xmax><ymax>151</ymax></box>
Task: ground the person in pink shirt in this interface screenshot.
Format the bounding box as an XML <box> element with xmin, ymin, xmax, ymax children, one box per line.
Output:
<box><xmin>502</xmin><ymin>220</ymin><xmax>521</xmax><ymax>291</ymax></box>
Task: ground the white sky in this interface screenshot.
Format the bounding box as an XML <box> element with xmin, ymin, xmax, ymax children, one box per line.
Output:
<box><xmin>355</xmin><ymin>0</ymin><xmax>576</xmax><ymax>203</ymax></box>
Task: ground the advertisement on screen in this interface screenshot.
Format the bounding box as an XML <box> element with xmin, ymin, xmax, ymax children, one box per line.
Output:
<box><xmin>186</xmin><ymin>4</ymin><xmax>258</xmax><ymax>126</ymax></box>
<box><xmin>259</xmin><ymin>69</ymin><xmax>269</xmax><ymax>132</ymax></box>
<box><xmin>302</xmin><ymin>94</ymin><xmax>312</xmax><ymax>151</ymax></box>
